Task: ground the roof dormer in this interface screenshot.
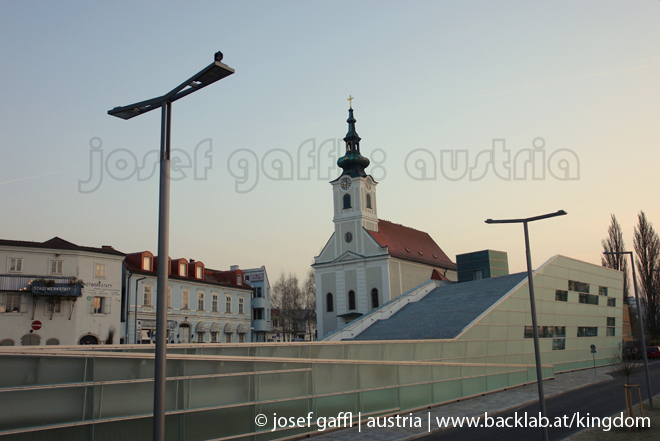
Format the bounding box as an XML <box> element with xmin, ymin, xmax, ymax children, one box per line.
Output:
<box><xmin>171</xmin><ymin>258</ymin><xmax>188</xmax><ymax>277</ymax></box>
<box><xmin>189</xmin><ymin>259</ymin><xmax>205</xmax><ymax>280</ymax></box>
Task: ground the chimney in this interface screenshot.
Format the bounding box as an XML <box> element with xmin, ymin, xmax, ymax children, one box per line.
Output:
<box><xmin>230</xmin><ymin>265</ymin><xmax>239</xmax><ymax>271</ymax></box>
<box><xmin>102</xmin><ymin>245</ymin><xmax>113</xmax><ymax>250</ymax></box>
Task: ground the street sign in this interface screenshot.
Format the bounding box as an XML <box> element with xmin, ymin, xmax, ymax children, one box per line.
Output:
<box><xmin>590</xmin><ymin>344</ymin><xmax>597</xmax><ymax>354</ymax></box>
<box><xmin>31</xmin><ymin>321</ymin><xmax>42</xmax><ymax>331</ymax></box>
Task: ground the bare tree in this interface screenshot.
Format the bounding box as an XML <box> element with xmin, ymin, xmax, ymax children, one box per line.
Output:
<box><xmin>608</xmin><ymin>347</ymin><xmax>640</xmax><ymax>385</ymax></box>
<box><xmin>601</xmin><ymin>214</ymin><xmax>630</xmax><ymax>304</ymax></box>
<box><xmin>271</xmin><ymin>273</ymin><xmax>300</xmax><ymax>341</ymax></box>
<box><xmin>633</xmin><ymin>211</ymin><xmax>660</xmax><ymax>339</ymax></box>
<box><xmin>271</xmin><ymin>270</ymin><xmax>318</xmax><ymax>341</ymax></box>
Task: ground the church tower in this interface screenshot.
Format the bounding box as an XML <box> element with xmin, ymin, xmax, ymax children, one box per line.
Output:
<box><xmin>330</xmin><ymin>102</ymin><xmax>379</xmax><ymax>257</ymax></box>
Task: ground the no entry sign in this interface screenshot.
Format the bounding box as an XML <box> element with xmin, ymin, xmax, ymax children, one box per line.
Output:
<box><xmin>31</xmin><ymin>321</ymin><xmax>42</xmax><ymax>331</ymax></box>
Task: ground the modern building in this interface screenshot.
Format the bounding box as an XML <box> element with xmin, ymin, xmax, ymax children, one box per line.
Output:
<box><xmin>0</xmin><ymin>237</ymin><xmax>125</xmax><ymax>345</ymax></box>
<box><xmin>324</xmin><ymin>254</ymin><xmax>624</xmax><ymax>373</ymax></box>
<box><xmin>313</xmin><ymin>107</ymin><xmax>457</xmax><ymax>338</ymax></box>
<box><xmin>243</xmin><ymin>266</ymin><xmax>271</xmax><ymax>342</ymax></box>
<box><xmin>123</xmin><ymin>252</ymin><xmax>253</xmax><ymax>344</ymax></box>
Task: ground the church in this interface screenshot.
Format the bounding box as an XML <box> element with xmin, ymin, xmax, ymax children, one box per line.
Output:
<box><xmin>313</xmin><ymin>103</ymin><xmax>457</xmax><ymax>338</ymax></box>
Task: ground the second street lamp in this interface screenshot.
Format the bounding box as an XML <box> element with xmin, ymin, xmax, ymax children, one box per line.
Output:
<box><xmin>108</xmin><ymin>52</ymin><xmax>234</xmax><ymax>441</ymax></box>
<box><xmin>485</xmin><ymin>209</ymin><xmax>567</xmax><ymax>441</ymax></box>
<box><xmin>603</xmin><ymin>251</ymin><xmax>653</xmax><ymax>409</ymax></box>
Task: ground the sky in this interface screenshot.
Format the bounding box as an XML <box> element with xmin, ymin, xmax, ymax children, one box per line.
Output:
<box><xmin>1</xmin><ymin>1</ymin><xmax>659</xmax><ymax>282</ymax></box>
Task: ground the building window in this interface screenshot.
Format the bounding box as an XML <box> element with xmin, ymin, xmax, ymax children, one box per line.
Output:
<box><xmin>182</xmin><ymin>290</ymin><xmax>190</xmax><ymax>310</ymax></box>
<box><xmin>212</xmin><ymin>294</ymin><xmax>218</xmax><ymax>312</ymax></box>
<box><xmin>473</xmin><ymin>269</ymin><xmax>483</xmax><ymax>280</ymax></box>
<box><xmin>143</xmin><ymin>256</ymin><xmax>151</xmax><ymax>271</ymax></box>
<box><xmin>239</xmin><ymin>334</ymin><xmax>245</xmax><ymax>343</ymax></box>
<box><xmin>196</xmin><ymin>266</ymin><xmax>203</xmax><ymax>279</ymax></box>
<box><xmin>343</xmin><ymin>194</ymin><xmax>351</xmax><ymax>209</ymax></box>
<box><xmin>253</xmin><ymin>308</ymin><xmax>263</xmax><ymax>320</ymax></box>
<box><xmin>568</xmin><ymin>280</ymin><xmax>590</xmax><ymax>293</ymax></box>
<box><xmin>552</xmin><ymin>339</ymin><xmax>566</xmax><ymax>350</ymax></box>
<box><xmin>239</xmin><ymin>297</ymin><xmax>244</xmax><ymax>314</ymax></box>
<box><xmin>348</xmin><ymin>290</ymin><xmax>356</xmax><ymax>310</ymax></box>
<box><xmin>95</xmin><ymin>263</ymin><xmax>106</xmax><ymax>278</ymax></box>
<box><xmin>607</xmin><ymin>298</ymin><xmax>616</xmax><ymax>307</ymax></box>
<box><xmin>371</xmin><ymin>288</ymin><xmax>379</xmax><ymax>309</ymax></box>
<box><xmin>21</xmin><ymin>334</ymin><xmax>40</xmax><ymax>346</ymax></box>
<box><xmin>578</xmin><ymin>293</ymin><xmax>598</xmax><ymax>305</ymax></box>
<box><xmin>0</xmin><ymin>339</ymin><xmax>15</xmax><ymax>346</ymax></box>
<box><xmin>93</xmin><ymin>297</ymin><xmax>110</xmax><ymax>314</ymax></box>
<box><xmin>46</xmin><ymin>338</ymin><xmax>59</xmax><ymax>345</ymax></box>
<box><xmin>50</xmin><ymin>260</ymin><xmax>63</xmax><ymax>275</ymax></box>
<box><xmin>226</xmin><ymin>296</ymin><xmax>232</xmax><ymax>313</ymax></box>
<box><xmin>211</xmin><ymin>332</ymin><xmax>218</xmax><ymax>343</ymax></box>
<box><xmin>326</xmin><ymin>293</ymin><xmax>334</xmax><ymax>312</ymax></box>
<box><xmin>1</xmin><ymin>294</ymin><xmax>22</xmax><ymax>313</ymax></box>
<box><xmin>606</xmin><ymin>317</ymin><xmax>615</xmax><ymax>336</ymax></box>
<box><xmin>237</xmin><ymin>274</ymin><xmax>242</xmax><ymax>285</ymax></box>
<box><xmin>198</xmin><ymin>292</ymin><xmax>204</xmax><ymax>311</ymax></box>
<box><xmin>179</xmin><ymin>263</ymin><xmax>187</xmax><ymax>276</ymax></box>
<box><xmin>225</xmin><ymin>333</ymin><xmax>232</xmax><ymax>343</ymax></box>
<box><xmin>9</xmin><ymin>258</ymin><xmax>23</xmax><ymax>273</ymax></box>
<box><xmin>253</xmin><ymin>287</ymin><xmax>262</xmax><ymax>298</ymax></box>
<box><xmin>577</xmin><ymin>327</ymin><xmax>598</xmax><ymax>337</ymax></box>
<box><xmin>599</xmin><ymin>286</ymin><xmax>608</xmax><ymax>296</ymax></box>
<box><xmin>167</xmin><ymin>286</ymin><xmax>172</xmax><ymax>308</ymax></box>
<box><xmin>46</xmin><ymin>300</ymin><xmax>62</xmax><ymax>314</ymax></box>
<box><xmin>366</xmin><ymin>193</ymin><xmax>372</xmax><ymax>209</ymax></box>
<box><xmin>524</xmin><ymin>326</ymin><xmax>564</xmax><ymax>338</ymax></box>
<box><xmin>345</xmin><ymin>232</ymin><xmax>353</xmax><ymax>243</ymax></box>
<box><xmin>555</xmin><ymin>290</ymin><xmax>568</xmax><ymax>302</ymax></box>
<box><xmin>143</xmin><ymin>285</ymin><xmax>152</xmax><ymax>306</ymax></box>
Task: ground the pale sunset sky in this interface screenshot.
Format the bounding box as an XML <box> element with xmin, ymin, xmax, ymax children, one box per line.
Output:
<box><xmin>1</xmin><ymin>1</ymin><xmax>659</xmax><ymax>280</ymax></box>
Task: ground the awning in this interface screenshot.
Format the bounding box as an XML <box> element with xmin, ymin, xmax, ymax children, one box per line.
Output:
<box><xmin>210</xmin><ymin>322</ymin><xmax>223</xmax><ymax>332</ymax></box>
<box><xmin>224</xmin><ymin>323</ymin><xmax>236</xmax><ymax>334</ymax></box>
<box><xmin>237</xmin><ymin>324</ymin><xmax>249</xmax><ymax>334</ymax></box>
<box><xmin>195</xmin><ymin>321</ymin><xmax>210</xmax><ymax>332</ymax></box>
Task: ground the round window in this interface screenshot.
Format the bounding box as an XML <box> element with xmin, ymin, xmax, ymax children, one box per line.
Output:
<box><xmin>345</xmin><ymin>232</ymin><xmax>353</xmax><ymax>243</ymax></box>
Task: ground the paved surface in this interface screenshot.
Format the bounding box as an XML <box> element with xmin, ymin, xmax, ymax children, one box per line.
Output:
<box><xmin>312</xmin><ymin>367</ymin><xmax>613</xmax><ymax>441</ymax></box>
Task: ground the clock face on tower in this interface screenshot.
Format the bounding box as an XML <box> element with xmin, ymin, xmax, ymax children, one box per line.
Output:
<box><xmin>340</xmin><ymin>178</ymin><xmax>352</xmax><ymax>191</ymax></box>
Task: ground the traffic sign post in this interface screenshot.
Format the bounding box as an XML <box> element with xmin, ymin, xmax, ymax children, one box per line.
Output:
<box><xmin>591</xmin><ymin>344</ymin><xmax>597</xmax><ymax>377</ymax></box>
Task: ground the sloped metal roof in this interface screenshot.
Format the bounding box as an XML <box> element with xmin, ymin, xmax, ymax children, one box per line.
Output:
<box><xmin>353</xmin><ymin>272</ymin><xmax>527</xmax><ymax>341</ymax></box>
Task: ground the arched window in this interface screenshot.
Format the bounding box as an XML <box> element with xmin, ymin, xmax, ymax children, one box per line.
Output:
<box><xmin>348</xmin><ymin>290</ymin><xmax>356</xmax><ymax>310</ymax></box>
<box><xmin>326</xmin><ymin>293</ymin><xmax>334</xmax><ymax>312</ymax></box>
<box><xmin>371</xmin><ymin>288</ymin><xmax>379</xmax><ymax>309</ymax></box>
<box><xmin>366</xmin><ymin>194</ymin><xmax>372</xmax><ymax>209</ymax></box>
<box><xmin>0</xmin><ymin>339</ymin><xmax>15</xmax><ymax>346</ymax></box>
<box><xmin>46</xmin><ymin>338</ymin><xmax>60</xmax><ymax>345</ymax></box>
<box><xmin>21</xmin><ymin>334</ymin><xmax>40</xmax><ymax>346</ymax></box>
<box><xmin>343</xmin><ymin>194</ymin><xmax>351</xmax><ymax>209</ymax></box>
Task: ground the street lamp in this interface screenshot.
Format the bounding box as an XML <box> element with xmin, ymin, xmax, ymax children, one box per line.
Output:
<box><xmin>603</xmin><ymin>251</ymin><xmax>653</xmax><ymax>409</ymax></box>
<box><xmin>109</xmin><ymin>52</ymin><xmax>234</xmax><ymax>441</ymax></box>
<box><xmin>486</xmin><ymin>209</ymin><xmax>567</xmax><ymax>441</ymax></box>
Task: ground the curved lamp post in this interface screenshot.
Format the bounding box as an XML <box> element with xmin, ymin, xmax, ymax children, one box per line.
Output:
<box><xmin>108</xmin><ymin>52</ymin><xmax>234</xmax><ymax>441</ymax></box>
<box><xmin>486</xmin><ymin>209</ymin><xmax>567</xmax><ymax>441</ymax></box>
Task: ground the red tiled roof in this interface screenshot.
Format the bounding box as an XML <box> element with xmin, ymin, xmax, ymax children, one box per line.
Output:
<box><xmin>431</xmin><ymin>269</ymin><xmax>450</xmax><ymax>281</ymax></box>
<box><xmin>367</xmin><ymin>220</ymin><xmax>456</xmax><ymax>270</ymax></box>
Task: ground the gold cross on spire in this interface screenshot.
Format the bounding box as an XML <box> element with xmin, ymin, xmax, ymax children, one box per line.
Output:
<box><xmin>347</xmin><ymin>95</ymin><xmax>354</xmax><ymax>109</ymax></box>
